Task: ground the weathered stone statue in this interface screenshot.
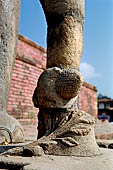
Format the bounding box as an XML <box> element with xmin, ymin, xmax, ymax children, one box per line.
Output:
<box><xmin>0</xmin><ymin>0</ymin><xmax>100</xmax><ymax>157</ymax></box>
<box><xmin>32</xmin><ymin>0</ymin><xmax>100</xmax><ymax>156</ymax></box>
<box><xmin>0</xmin><ymin>0</ymin><xmax>24</xmax><ymax>143</ymax></box>
<box><xmin>0</xmin><ymin>1</ymin><xmax>113</xmax><ymax>169</ymax></box>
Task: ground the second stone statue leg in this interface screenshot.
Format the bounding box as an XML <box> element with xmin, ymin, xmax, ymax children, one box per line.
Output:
<box><xmin>0</xmin><ymin>0</ymin><xmax>24</xmax><ymax>143</ymax></box>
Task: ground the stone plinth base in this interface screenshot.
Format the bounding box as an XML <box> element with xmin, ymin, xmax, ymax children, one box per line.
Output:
<box><xmin>0</xmin><ymin>148</ymin><xmax>113</xmax><ymax>170</ymax></box>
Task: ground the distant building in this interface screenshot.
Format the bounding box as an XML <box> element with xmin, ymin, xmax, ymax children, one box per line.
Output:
<box><xmin>98</xmin><ymin>95</ymin><xmax>113</xmax><ymax>122</ymax></box>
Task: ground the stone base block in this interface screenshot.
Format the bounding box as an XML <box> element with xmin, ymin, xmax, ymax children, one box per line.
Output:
<box><xmin>0</xmin><ymin>149</ymin><xmax>113</xmax><ymax>170</ymax></box>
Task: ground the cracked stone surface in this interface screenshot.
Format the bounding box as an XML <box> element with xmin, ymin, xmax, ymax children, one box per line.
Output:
<box><xmin>0</xmin><ymin>148</ymin><xmax>113</xmax><ymax>170</ymax></box>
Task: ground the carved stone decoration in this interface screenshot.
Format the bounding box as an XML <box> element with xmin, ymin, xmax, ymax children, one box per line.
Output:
<box><xmin>32</xmin><ymin>0</ymin><xmax>100</xmax><ymax>156</ymax></box>
<box><xmin>0</xmin><ymin>0</ymin><xmax>24</xmax><ymax>143</ymax></box>
<box><xmin>37</xmin><ymin>110</ymin><xmax>100</xmax><ymax>156</ymax></box>
<box><xmin>55</xmin><ymin>68</ymin><xmax>83</xmax><ymax>100</ymax></box>
<box><xmin>34</xmin><ymin>67</ymin><xmax>79</xmax><ymax>108</ymax></box>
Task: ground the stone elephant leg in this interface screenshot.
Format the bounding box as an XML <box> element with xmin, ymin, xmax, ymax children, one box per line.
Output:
<box><xmin>0</xmin><ymin>0</ymin><xmax>24</xmax><ymax>143</ymax></box>
<box><xmin>32</xmin><ymin>0</ymin><xmax>100</xmax><ymax>157</ymax></box>
<box><xmin>33</xmin><ymin>0</ymin><xmax>84</xmax><ymax>138</ymax></box>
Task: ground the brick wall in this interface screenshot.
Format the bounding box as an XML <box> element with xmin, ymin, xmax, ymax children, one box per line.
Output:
<box><xmin>8</xmin><ymin>35</ymin><xmax>97</xmax><ymax>126</ymax></box>
<box><xmin>78</xmin><ymin>82</ymin><xmax>97</xmax><ymax>118</ymax></box>
<box><xmin>8</xmin><ymin>35</ymin><xmax>46</xmax><ymax>125</ymax></box>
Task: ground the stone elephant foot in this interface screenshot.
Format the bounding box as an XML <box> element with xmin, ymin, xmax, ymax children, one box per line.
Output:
<box><xmin>0</xmin><ymin>110</ymin><xmax>24</xmax><ymax>144</ymax></box>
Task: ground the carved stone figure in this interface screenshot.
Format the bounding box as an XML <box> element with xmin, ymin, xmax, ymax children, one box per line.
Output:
<box><xmin>0</xmin><ymin>1</ymin><xmax>113</xmax><ymax>170</ymax></box>
<box><xmin>0</xmin><ymin>0</ymin><xmax>24</xmax><ymax>143</ymax></box>
<box><xmin>32</xmin><ymin>0</ymin><xmax>100</xmax><ymax>156</ymax></box>
<box><xmin>0</xmin><ymin>0</ymin><xmax>100</xmax><ymax>157</ymax></box>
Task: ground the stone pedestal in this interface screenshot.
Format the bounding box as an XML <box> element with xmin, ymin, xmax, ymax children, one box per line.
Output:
<box><xmin>0</xmin><ymin>149</ymin><xmax>113</xmax><ymax>170</ymax></box>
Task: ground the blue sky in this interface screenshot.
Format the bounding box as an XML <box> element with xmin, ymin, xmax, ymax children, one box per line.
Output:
<box><xmin>19</xmin><ymin>0</ymin><xmax>113</xmax><ymax>98</ymax></box>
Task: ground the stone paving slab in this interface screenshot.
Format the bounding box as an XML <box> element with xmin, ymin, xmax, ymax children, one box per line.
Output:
<box><xmin>0</xmin><ymin>148</ymin><xmax>113</xmax><ymax>170</ymax></box>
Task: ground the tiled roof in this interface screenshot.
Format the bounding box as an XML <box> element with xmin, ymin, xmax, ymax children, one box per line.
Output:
<box><xmin>98</xmin><ymin>98</ymin><xmax>113</xmax><ymax>103</ymax></box>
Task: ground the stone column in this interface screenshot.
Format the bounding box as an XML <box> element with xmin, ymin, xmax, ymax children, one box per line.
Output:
<box><xmin>33</xmin><ymin>0</ymin><xmax>100</xmax><ymax>156</ymax></box>
<box><xmin>0</xmin><ymin>0</ymin><xmax>24</xmax><ymax>143</ymax></box>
